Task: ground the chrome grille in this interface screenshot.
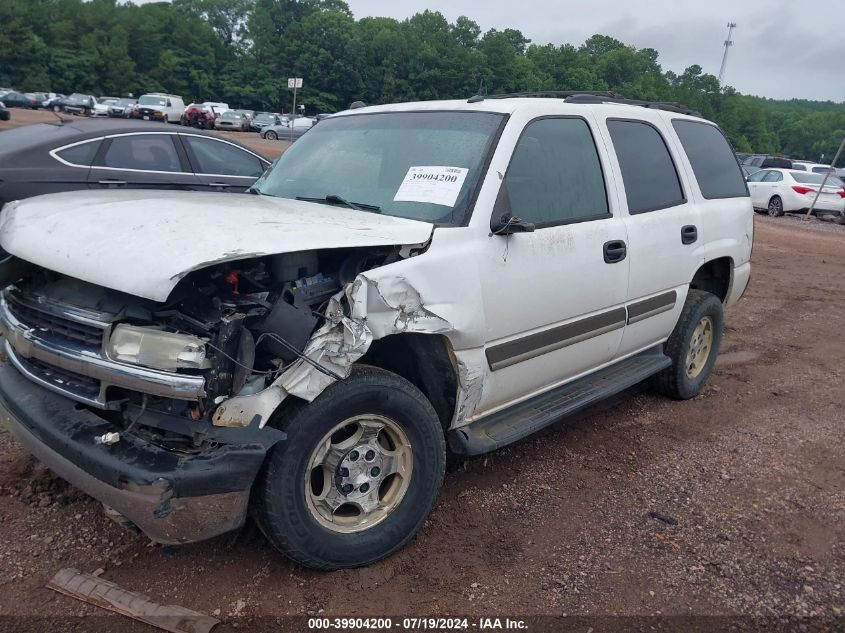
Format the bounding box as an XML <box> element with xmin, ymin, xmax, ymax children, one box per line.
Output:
<box><xmin>6</xmin><ymin>293</ymin><xmax>104</xmax><ymax>351</ymax></box>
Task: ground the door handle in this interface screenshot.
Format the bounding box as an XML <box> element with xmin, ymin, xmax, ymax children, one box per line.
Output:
<box><xmin>603</xmin><ymin>240</ymin><xmax>627</xmax><ymax>264</ymax></box>
<box><xmin>98</xmin><ymin>179</ymin><xmax>126</xmax><ymax>186</ymax></box>
<box><xmin>209</xmin><ymin>182</ymin><xmax>231</xmax><ymax>189</ymax></box>
<box><xmin>681</xmin><ymin>225</ymin><xmax>698</xmax><ymax>245</ymax></box>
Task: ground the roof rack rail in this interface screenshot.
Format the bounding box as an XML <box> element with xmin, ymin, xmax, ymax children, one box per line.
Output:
<box><xmin>466</xmin><ymin>91</ymin><xmax>701</xmax><ymax>117</ymax></box>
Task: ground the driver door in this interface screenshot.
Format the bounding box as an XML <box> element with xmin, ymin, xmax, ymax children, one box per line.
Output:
<box><xmin>476</xmin><ymin>116</ymin><xmax>629</xmax><ymax>414</ymax></box>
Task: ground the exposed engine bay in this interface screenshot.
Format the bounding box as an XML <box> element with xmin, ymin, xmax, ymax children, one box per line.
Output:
<box><xmin>9</xmin><ymin>247</ymin><xmax>403</xmax><ymax>441</ymax></box>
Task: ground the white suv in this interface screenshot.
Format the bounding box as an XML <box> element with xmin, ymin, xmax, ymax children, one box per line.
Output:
<box><xmin>0</xmin><ymin>93</ymin><xmax>752</xmax><ymax>570</ymax></box>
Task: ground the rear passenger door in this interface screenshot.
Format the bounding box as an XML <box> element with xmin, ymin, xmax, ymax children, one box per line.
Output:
<box><xmin>600</xmin><ymin>117</ymin><xmax>703</xmax><ymax>357</ymax></box>
<box><xmin>179</xmin><ymin>135</ymin><xmax>269</xmax><ymax>192</ymax></box>
<box><xmin>89</xmin><ymin>133</ymin><xmax>200</xmax><ymax>190</ymax></box>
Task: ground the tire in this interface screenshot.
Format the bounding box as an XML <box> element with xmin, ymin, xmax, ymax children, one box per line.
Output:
<box><xmin>651</xmin><ymin>289</ymin><xmax>724</xmax><ymax>400</ymax></box>
<box><xmin>767</xmin><ymin>196</ymin><xmax>784</xmax><ymax>217</ymax></box>
<box><xmin>253</xmin><ymin>366</ymin><xmax>446</xmax><ymax>570</ymax></box>
<box><xmin>52</xmin><ymin>105</ymin><xmax>61</xmax><ymax>113</ymax></box>
<box><xmin>265</xmin><ymin>130</ymin><xmax>277</xmax><ymax>140</ymax></box>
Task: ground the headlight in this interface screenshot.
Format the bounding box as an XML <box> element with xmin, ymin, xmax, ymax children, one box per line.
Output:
<box><xmin>108</xmin><ymin>324</ymin><xmax>209</xmax><ymax>371</ymax></box>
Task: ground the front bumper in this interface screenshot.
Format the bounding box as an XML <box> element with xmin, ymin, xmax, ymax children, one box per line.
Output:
<box><xmin>0</xmin><ymin>358</ymin><xmax>271</xmax><ymax>544</ymax></box>
<box><xmin>0</xmin><ymin>290</ymin><xmax>206</xmax><ymax>408</ymax></box>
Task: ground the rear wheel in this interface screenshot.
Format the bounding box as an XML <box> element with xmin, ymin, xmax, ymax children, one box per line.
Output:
<box><xmin>265</xmin><ymin>130</ymin><xmax>277</xmax><ymax>140</ymax></box>
<box><xmin>651</xmin><ymin>289</ymin><xmax>724</xmax><ymax>400</ymax></box>
<box><xmin>253</xmin><ymin>366</ymin><xmax>446</xmax><ymax>570</ymax></box>
<box><xmin>767</xmin><ymin>196</ymin><xmax>784</xmax><ymax>217</ymax></box>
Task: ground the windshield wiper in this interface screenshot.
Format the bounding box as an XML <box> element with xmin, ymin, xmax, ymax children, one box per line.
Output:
<box><xmin>296</xmin><ymin>194</ymin><xmax>381</xmax><ymax>213</ymax></box>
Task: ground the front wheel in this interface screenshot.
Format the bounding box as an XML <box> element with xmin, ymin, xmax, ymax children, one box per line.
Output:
<box><xmin>768</xmin><ymin>196</ymin><xmax>784</xmax><ymax>217</ymax></box>
<box><xmin>253</xmin><ymin>366</ymin><xmax>446</xmax><ymax>570</ymax></box>
<box><xmin>264</xmin><ymin>130</ymin><xmax>277</xmax><ymax>140</ymax></box>
<box><xmin>651</xmin><ymin>289</ymin><xmax>724</xmax><ymax>400</ymax></box>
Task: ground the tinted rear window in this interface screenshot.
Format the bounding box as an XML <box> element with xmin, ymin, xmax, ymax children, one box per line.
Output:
<box><xmin>672</xmin><ymin>120</ymin><xmax>748</xmax><ymax>199</ymax></box>
<box><xmin>607</xmin><ymin>120</ymin><xmax>684</xmax><ymax>213</ymax></box>
<box><xmin>56</xmin><ymin>140</ymin><xmax>100</xmax><ymax>166</ymax></box>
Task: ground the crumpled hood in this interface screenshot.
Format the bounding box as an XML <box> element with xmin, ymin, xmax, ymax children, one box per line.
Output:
<box><xmin>0</xmin><ymin>189</ymin><xmax>434</xmax><ymax>302</ymax></box>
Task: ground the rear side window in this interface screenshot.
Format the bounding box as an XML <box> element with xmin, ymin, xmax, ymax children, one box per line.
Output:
<box><xmin>102</xmin><ymin>135</ymin><xmax>182</xmax><ymax>172</ymax></box>
<box><xmin>56</xmin><ymin>140</ymin><xmax>101</xmax><ymax>167</ymax></box>
<box><xmin>763</xmin><ymin>171</ymin><xmax>783</xmax><ymax>183</ymax></box>
<box><xmin>182</xmin><ymin>136</ymin><xmax>265</xmax><ymax>177</ymax></box>
<box><xmin>672</xmin><ymin>120</ymin><xmax>748</xmax><ymax>199</ymax></box>
<box><xmin>747</xmin><ymin>170</ymin><xmax>768</xmax><ymax>182</ymax></box>
<box><xmin>503</xmin><ymin>117</ymin><xmax>609</xmax><ymax>227</ymax></box>
<box><xmin>607</xmin><ymin>120</ymin><xmax>684</xmax><ymax>213</ymax></box>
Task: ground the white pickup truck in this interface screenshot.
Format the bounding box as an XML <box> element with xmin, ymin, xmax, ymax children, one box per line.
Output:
<box><xmin>0</xmin><ymin>93</ymin><xmax>752</xmax><ymax>570</ymax></box>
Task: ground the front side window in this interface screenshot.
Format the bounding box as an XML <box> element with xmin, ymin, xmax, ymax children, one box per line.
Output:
<box><xmin>101</xmin><ymin>135</ymin><xmax>182</xmax><ymax>172</ymax></box>
<box><xmin>502</xmin><ymin>118</ymin><xmax>609</xmax><ymax>227</ymax></box>
<box><xmin>607</xmin><ymin>120</ymin><xmax>685</xmax><ymax>214</ymax></box>
<box><xmin>183</xmin><ymin>136</ymin><xmax>264</xmax><ymax>177</ymax></box>
<box><xmin>56</xmin><ymin>140</ymin><xmax>101</xmax><ymax>167</ymax></box>
<box><xmin>672</xmin><ymin>120</ymin><xmax>748</xmax><ymax>199</ymax></box>
<box><xmin>254</xmin><ymin>111</ymin><xmax>505</xmax><ymax>226</ymax></box>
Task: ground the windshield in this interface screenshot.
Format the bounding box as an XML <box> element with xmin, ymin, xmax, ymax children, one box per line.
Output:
<box><xmin>139</xmin><ymin>95</ymin><xmax>167</xmax><ymax>106</ymax></box>
<box><xmin>222</xmin><ymin>111</ymin><xmax>241</xmax><ymax>119</ymax></box>
<box><xmin>255</xmin><ymin>114</ymin><xmax>274</xmax><ymax>122</ymax></box>
<box><xmin>254</xmin><ymin>111</ymin><xmax>504</xmax><ymax>225</ymax></box>
<box><xmin>791</xmin><ymin>171</ymin><xmax>844</xmax><ymax>186</ymax></box>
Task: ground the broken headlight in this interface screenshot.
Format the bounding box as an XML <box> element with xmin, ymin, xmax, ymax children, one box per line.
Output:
<box><xmin>108</xmin><ymin>324</ymin><xmax>210</xmax><ymax>372</ymax></box>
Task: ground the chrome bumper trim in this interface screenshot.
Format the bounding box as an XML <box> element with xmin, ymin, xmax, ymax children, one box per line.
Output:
<box><xmin>0</xmin><ymin>293</ymin><xmax>205</xmax><ymax>408</ymax></box>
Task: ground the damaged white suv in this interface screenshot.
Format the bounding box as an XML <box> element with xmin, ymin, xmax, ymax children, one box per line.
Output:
<box><xmin>0</xmin><ymin>93</ymin><xmax>752</xmax><ymax>570</ymax></box>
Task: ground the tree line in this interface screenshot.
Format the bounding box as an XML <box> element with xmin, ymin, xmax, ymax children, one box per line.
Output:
<box><xmin>1</xmin><ymin>0</ymin><xmax>843</xmax><ymax>163</ymax></box>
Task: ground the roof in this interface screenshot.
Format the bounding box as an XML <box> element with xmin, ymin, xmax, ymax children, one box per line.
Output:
<box><xmin>0</xmin><ymin>118</ymin><xmax>253</xmax><ymax>160</ymax></box>
<box><xmin>334</xmin><ymin>96</ymin><xmax>710</xmax><ymax>125</ymax></box>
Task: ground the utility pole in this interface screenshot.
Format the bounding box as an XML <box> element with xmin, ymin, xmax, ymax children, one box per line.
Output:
<box><xmin>718</xmin><ymin>22</ymin><xmax>736</xmax><ymax>86</ymax></box>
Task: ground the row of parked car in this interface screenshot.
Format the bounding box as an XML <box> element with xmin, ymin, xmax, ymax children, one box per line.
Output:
<box><xmin>0</xmin><ymin>88</ymin><xmax>323</xmax><ymax>141</ymax></box>
<box><xmin>736</xmin><ymin>153</ymin><xmax>845</xmax><ymax>218</ymax></box>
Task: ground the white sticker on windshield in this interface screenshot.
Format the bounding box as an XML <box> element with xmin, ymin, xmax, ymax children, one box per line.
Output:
<box><xmin>393</xmin><ymin>166</ymin><xmax>469</xmax><ymax>207</ymax></box>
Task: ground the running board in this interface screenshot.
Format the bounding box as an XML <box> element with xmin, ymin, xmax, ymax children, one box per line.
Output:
<box><xmin>448</xmin><ymin>346</ymin><xmax>671</xmax><ymax>456</ymax></box>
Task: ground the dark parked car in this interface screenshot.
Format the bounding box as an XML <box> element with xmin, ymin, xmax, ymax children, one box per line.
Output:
<box><xmin>0</xmin><ymin>120</ymin><xmax>272</xmax><ymax>208</ymax></box>
<box><xmin>0</xmin><ymin>91</ymin><xmax>35</xmax><ymax>109</ymax></box>
<box><xmin>0</xmin><ymin>102</ymin><xmax>10</xmax><ymax>121</ymax></box>
<box><xmin>57</xmin><ymin>93</ymin><xmax>98</xmax><ymax>116</ymax></box>
<box><xmin>741</xmin><ymin>154</ymin><xmax>792</xmax><ymax>170</ymax></box>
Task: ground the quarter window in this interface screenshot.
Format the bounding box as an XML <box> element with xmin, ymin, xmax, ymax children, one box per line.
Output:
<box><xmin>672</xmin><ymin>120</ymin><xmax>748</xmax><ymax>199</ymax></box>
<box><xmin>102</xmin><ymin>135</ymin><xmax>182</xmax><ymax>172</ymax></box>
<box><xmin>56</xmin><ymin>140</ymin><xmax>101</xmax><ymax>167</ymax></box>
<box><xmin>607</xmin><ymin>120</ymin><xmax>684</xmax><ymax>213</ymax></box>
<box><xmin>182</xmin><ymin>136</ymin><xmax>265</xmax><ymax>177</ymax></box>
<box><xmin>502</xmin><ymin>118</ymin><xmax>609</xmax><ymax>227</ymax></box>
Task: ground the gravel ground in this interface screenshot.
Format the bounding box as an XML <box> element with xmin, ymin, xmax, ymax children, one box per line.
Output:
<box><xmin>1</xmin><ymin>109</ymin><xmax>844</xmax><ymax>630</ymax></box>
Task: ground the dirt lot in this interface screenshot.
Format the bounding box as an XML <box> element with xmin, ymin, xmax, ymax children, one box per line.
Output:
<box><xmin>1</xmin><ymin>107</ymin><xmax>844</xmax><ymax>630</ymax></box>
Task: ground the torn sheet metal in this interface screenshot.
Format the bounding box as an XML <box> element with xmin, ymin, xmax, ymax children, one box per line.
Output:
<box><xmin>277</xmin><ymin>287</ymin><xmax>373</xmax><ymax>403</ymax></box>
<box><xmin>48</xmin><ymin>567</ymin><xmax>219</xmax><ymax>633</ymax></box>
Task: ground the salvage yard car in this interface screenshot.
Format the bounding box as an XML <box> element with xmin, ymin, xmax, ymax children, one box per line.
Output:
<box><xmin>0</xmin><ymin>93</ymin><xmax>752</xmax><ymax>570</ymax></box>
<box><xmin>0</xmin><ymin>119</ymin><xmax>271</xmax><ymax>207</ymax></box>
<box><xmin>746</xmin><ymin>168</ymin><xmax>845</xmax><ymax>217</ymax></box>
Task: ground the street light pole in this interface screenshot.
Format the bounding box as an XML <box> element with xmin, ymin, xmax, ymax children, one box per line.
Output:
<box><xmin>803</xmin><ymin>134</ymin><xmax>845</xmax><ymax>221</ymax></box>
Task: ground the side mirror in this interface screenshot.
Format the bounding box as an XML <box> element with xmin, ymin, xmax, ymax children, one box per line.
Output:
<box><xmin>490</xmin><ymin>214</ymin><xmax>535</xmax><ymax>236</ymax></box>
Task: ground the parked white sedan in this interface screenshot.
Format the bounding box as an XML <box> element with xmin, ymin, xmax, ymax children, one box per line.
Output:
<box><xmin>746</xmin><ymin>168</ymin><xmax>845</xmax><ymax>217</ymax></box>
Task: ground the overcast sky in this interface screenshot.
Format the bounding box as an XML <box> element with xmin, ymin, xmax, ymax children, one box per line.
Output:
<box><xmin>131</xmin><ymin>0</ymin><xmax>845</xmax><ymax>101</ymax></box>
